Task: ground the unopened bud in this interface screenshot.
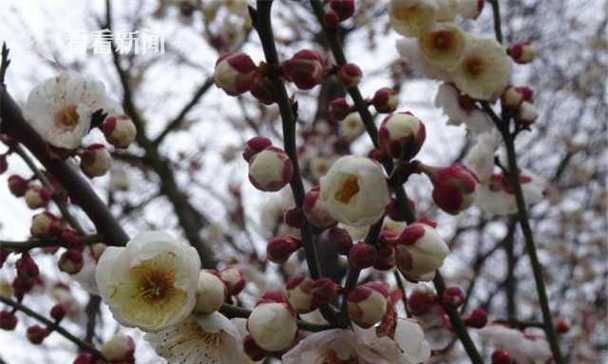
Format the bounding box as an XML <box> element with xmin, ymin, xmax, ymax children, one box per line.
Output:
<box><xmin>24</xmin><ymin>185</ymin><xmax>51</xmax><ymax>209</ymax></box>
<box><xmin>395</xmin><ymin>223</ymin><xmax>450</xmax><ymax>282</ymax></box>
<box><xmin>250</xmin><ymin>75</ymin><xmax>277</xmax><ymax>105</ymax></box>
<box><xmin>303</xmin><ymin>186</ymin><xmax>337</xmax><ymax>230</ymax></box>
<box><xmin>329</xmin><ymin>97</ymin><xmax>351</xmax><ymax>121</ymax></box>
<box><xmin>328</xmin><ymin>226</ymin><xmax>353</xmax><ymax>255</ymax></box>
<box><xmin>378</xmin><ymin>112</ymin><xmax>426</xmax><ymax>160</ymax></box>
<box><xmin>491</xmin><ymin>349</ymin><xmax>511</xmax><ymax>364</ymax></box>
<box><xmin>337</xmin><ymin>63</ymin><xmax>362</xmax><ymax>88</ymax></box>
<box><xmin>102</xmin><ymin>115</ymin><xmax>136</xmax><ymax>148</ymax></box>
<box><xmin>214</xmin><ymin>52</ymin><xmax>257</xmax><ymax>96</ymax></box>
<box><xmin>16</xmin><ymin>253</ymin><xmax>39</xmax><ymax>279</ymax></box>
<box><xmin>26</xmin><ymin>325</ymin><xmax>50</xmax><ymax>344</ymax></box>
<box><xmin>311</xmin><ymin>278</ymin><xmax>340</xmax><ymax>308</ymax></box>
<box><xmin>50</xmin><ymin>304</ymin><xmax>67</xmax><ymax>321</ymax></box>
<box><xmin>374</xmin><ymin>244</ymin><xmax>396</xmax><ymax>271</ymax></box>
<box><xmin>219</xmin><ymin>266</ymin><xmax>246</xmax><ymax>296</ymax></box>
<box><xmin>242</xmin><ymin>136</ymin><xmax>273</xmax><ymax>162</ymax></box>
<box><xmin>348</xmin><ymin>242</ymin><xmax>378</xmax><ymax>269</ymax></box>
<box><xmin>282</xmin><ymin>49</ymin><xmax>325</xmax><ymax>90</ymax></box>
<box><xmin>31</xmin><ymin>211</ymin><xmax>61</xmax><ymax>237</ymax></box>
<box><xmin>0</xmin><ymin>311</ymin><xmax>17</xmax><ymax>331</ymax></box>
<box><xmin>58</xmin><ymin>249</ymin><xmax>84</xmax><ymax>274</ymax></box>
<box><xmin>248</xmin><ymin>301</ymin><xmax>297</xmax><ymax>352</ymax></box>
<box><xmin>407</xmin><ymin>285</ymin><xmax>437</xmax><ymax>316</ymax></box>
<box><xmin>80</xmin><ymin>144</ymin><xmax>112</xmax><ymax>178</ymax></box>
<box><xmin>347</xmin><ymin>281</ymin><xmax>389</xmax><ymax>328</ymax></box>
<box><xmin>463</xmin><ymin>307</ymin><xmax>488</xmax><ymax>328</ymax></box>
<box><xmin>507</xmin><ymin>41</ymin><xmax>536</xmax><ymax>64</ymax></box>
<box><xmin>100</xmin><ymin>334</ymin><xmax>135</xmax><ymax>361</ymax></box>
<box><xmin>267</xmin><ymin>235</ymin><xmax>301</xmax><ymax>264</ymax></box>
<box><xmin>248</xmin><ymin>147</ymin><xmax>293</xmax><ymax>192</ymax></box>
<box><xmin>441</xmin><ymin>286</ymin><xmax>465</xmax><ymax>308</ymax></box>
<box><xmin>372</xmin><ymin>88</ymin><xmax>399</xmax><ymax>113</ymax></box>
<box><xmin>426</xmin><ymin>163</ymin><xmax>478</xmax><ymax>215</ymax></box>
<box><xmin>515</xmin><ymin>101</ymin><xmax>538</xmax><ymax>126</ymax></box>
<box><xmin>195</xmin><ymin>270</ymin><xmax>227</xmax><ymax>314</ymax></box>
<box><xmin>286</xmin><ymin>276</ymin><xmax>315</xmax><ymax>314</ymax></box>
<box><xmin>8</xmin><ymin>175</ymin><xmax>29</xmax><ymax>197</ymax></box>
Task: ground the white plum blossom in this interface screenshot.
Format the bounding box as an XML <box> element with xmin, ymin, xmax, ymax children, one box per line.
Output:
<box><xmin>319</xmin><ymin>156</ymin><xmax>390</xmax><ymax>227</ymax></box>
<box><xmin>395</xmin><ymin>223</ymin><xmax>450</xmax><ymax>281</ymax></box>
<box><xmin>397</xmin><ymin>37</ymin><xmax>451</xmax><ymax>80</ymax></box>
<box><xmin>475</xmin><ymin>172</ymin><xmax>546</xmax><ymax>215</ymax></box>
<box><xmin>464</xmin><ymin>130</ymin><xmax>501</xmax><ymax>181</ymax></box>
<box><xmin>419</xmin><ymin>22</ymin><xmax>467</xmax><ymax>70</ymax></box>
<box><xmin>24</xmin><ymin>72</ymin><xmax>115</xmax><ymax>149</ymax></box>
<box><xmin>72</xmin><ymin>244</ymin><xmax>105</xmax><ymax>295</ymax></box>
<box><xmin>479</xmin><ymin>324</ymin><xmax>552</xmax><ymax>363</ymax></box>
<box><xmin>248</xmin><ymin>301</ymin><xmax>298</xmax><ymax>352</ymax></box>
<box><xmin>389</xmin><ymin>0</ymin><xmax>438</xmax><ymax>37</ymax></box>
<box><xmin>435</xmin><ymin>0</ymin><xmax>459</xmax><ymax>20</ymax></box>
<box><xmin>95</xmin><ymin>231</ymin><xmax>201</xmax><ymax>332</ymax></box>
<box><xmin>435</xmin><ymin>83</ymin><xmax>493</xmax><ymax>134</ymax></box>
<box><xmin>282</xmin><ymin>319</ymin><xmax>431</xmax><ymax>364</ymax></box>
<box><xmin>340</xmin><ymin>112</ymin><xmax>365</xmax><ymax>141</ymax></box>
<box><xmin>145</xmin><ymin>312</ymin><xmax>246</xmax><ymax>364</ymax></box>
<box><xmin>194</xmin><ymin>270</ymin><xmax>227</xmax><ymax>314</ymax></box>
<box><xmin>451</xmin><ymin>37</ymin><xmax>512</xmax><ymax>100</ymax></box>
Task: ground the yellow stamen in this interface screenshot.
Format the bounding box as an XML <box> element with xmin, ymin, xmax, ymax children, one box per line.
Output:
<box><xmin>335</xmin><ymin>175</ymin><xmax>360</xmax><ymax>204</ymax></box>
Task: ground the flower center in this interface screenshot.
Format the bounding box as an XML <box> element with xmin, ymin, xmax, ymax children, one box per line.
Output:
<box><xmin>55</xmin><ymin>105</ymin><xmax>80</xmax><ymax>129</ymax></box>
<box><xmin>464</xmin><ymin>56</ymin><xmax>485</xmax><ymax>78</ymax></box>
<box><xmin>432</xmin><ymin>31</ymin><xmax>454</xmax><ymax>51</ymax></box>
<box><xmin>323</xmin><ymin>349</ymin><xmax>359</xmax><ymax>364</ymax></box>
<box><xmin>133</xmin><ymin>264</ymin><xmax>176</xmax><ymax>303</ymax></box>
<box><xmin>335</xmin><ymin>175</ymin><xmax>360</xmax><ymax>204</ymax></box>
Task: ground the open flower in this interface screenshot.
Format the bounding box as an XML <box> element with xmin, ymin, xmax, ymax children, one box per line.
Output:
<box><xmin>282</xmin><ymin>318</ymin><xmax>430</xmax><ymax>364</ymax></box>
<box><xmin>389</xmin><ymin>0</ymin><xmax>438</xmax><ymax>37</ymax></box>
<box><xmin>23</xmin><ymin>72</ymin><xmax>114</xmax><ymax>149</ymax></box>
<box><xmin>475</xmin><ymin>172</ymin><xmax>546</xmax><ymax>215</ymax></box>
<box><xmin>451</xmin><ymin>37</ymin><xmax>512</xmax><ymax>100</ymax></box>
<box><xmin>396</xmin><ymin>37</ymin><xmax>451</xmax><ymax>80</ymax></box>
<box><xmin>319</xmin><ymin>156</ymin><xmax>390</xmax><ymax>227</ymax></box>
<box><xmin>419</xmin><ymin>22</ymin><xmax>467</xmax><ymax>70</ymax></box>
<box><xmin>146</xmin><ymin>312</ymin><xmax>246</xmax><ymax>363</ymax></box>
<box><xmin>95</xmin><ymin>231</ymin><xmax>201</xmax><ymax>332</ymax></box>
<box><xmin>434</xmin><ymin>83</ymin><xmax>493</xmax><ymax>134</ymax></box>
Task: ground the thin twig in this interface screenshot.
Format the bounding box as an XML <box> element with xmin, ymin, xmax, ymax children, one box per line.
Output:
<box><xmin>0</xmin><ymin>295</ymin><xmax>106</xmax><ymax>359</ymax></box>
<box><xmin>0</xmin><ymin>234</ymin><xmax>102</xmax><ymax>251</ymax></box>
<box><xmin>220</xmin><ymin>303</ymin><xmax>334</xmax><ymax>332</ymax></box>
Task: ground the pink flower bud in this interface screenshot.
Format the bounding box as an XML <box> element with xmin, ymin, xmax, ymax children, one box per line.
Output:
<box><xmin>491</xmin><ymin>349</ymin><xmax>511</xmax><ymax>364</ymax></box>
<box><xmin>329</xmin><ymin>97</ymin><xmax>351</xmax><ymax>121</ymax></box>
<box><xmin>50</xmin><ymin>304</ymin><xmax>67</xmax><ymax>321</ymax></box>
<box><xmin>16</xmin><ymin>253</ymin><xmax>39</xmax><ymax>279</ymax></box>
<box><xmin>214</xmin><ymin>52</ymin><xmax>257</xmax><ymax>96</ymax></box>
<box><xmin>303</xmin><ymin>186</ymin><xmax>337</xmax><ymax>230</ymax></box>
<box><xmin>501</xmin><ymin>86</ymin><xmax>524</xmax><ymax>109</ymax></box>
<box><xmin>347</xmin><ymin>281</ymin><xmax>389</xmax><ymax>328</ymax></box>
<box><xmin>429</xmin><ymin>164</ymin><xmax>478</xmax><ymax>215</ymax></box>
<box><xmin>250</xmin><ymin>75</ymin><xmax>277</xmax><ymax>105</ymax></box>
<box><xmin>267</xmin><ymin>235</ymin><xmax>301</xmax><ymax>264</ymax></box>
<box><xmin>0</xmin><ymin>311</ymin><xmax>18</xmax><ymax>331</ymax></box>
<box><xmin>8</xmin><ymin>175</ymin><xmax>29</xmax><ymax>197</ymax></box>
<box><xmin>100</xmin><ymin>334</ymin><xmax>135</xmax><ymax>362</ymax></box>
<box><xmin>464</xmin><ymin>307</ymin><xmax>488</xmax><ymax>328</ymax></box>
<box><xmin>286</xmin><ymin>276</ymin><xmax>315</xmax><ymax>314</ymax></box>
<box><xmin>12</xmin><ymin>275</ymin><xmax>34</xmax><ymax>300</ymax></box>
<box><xmin>395</xmin><ymin>223</ymin><xmax>450</xmax><ymax>282</ymax></box>
<box><xmin>258</xmin><ymin>290</ymin><xmax>290</xmax><ymax>306</ymax></box>
<box><xmin>26</xmin><ymin>325</ymin><xmax>50</xmax><ymax>344</ymax></box>
<box><xmin>337</xmin><ymin>63</ymin><xmax>362</xmax><ymax>88</ymax></box>
<box><xmin>514</xmin><ymin>86</ymin><xmax>534</xmax><ymax>102</ymax></box>
<box><xmin>58</xmin><ymin>249</ymin><xmax>84</xmax><ymax>274</ymax></box>
<box><xmin>328</xmin><ymin>226</ymin><xmax>353</xmax><ymax>255</ymax></box>
<box><xmin>248</xmin><ymin>301</ymin><xmax>297</xmax><ymax>352</ymax></box>
<box><xmin>282</xmin><ymin>49</ymin><xmax>325</xmax><ymax>90</ymax></box>
<box><xmin>378</xmin><ymin>112</ymin><xmax>426</xmax><ymax>160</ymax></box>
<box><xmin>248</xmin><ymin>147</ymin><xmax>293</xmax><ymax>192</ymax></box>
<box><xmin>507</xmin><ymin>41</ymin><xmax>536</xmax><ymax>64</ymax></box>
<box><xmin>80</xmin><ymin>144</ymin><xmax>112</xmax><ymax>178</ymax></box>
<box><xmin>243</xmin><ymin>136</ymin><xmax>273</xmax><ymax>162</ymax></box>
<box><xmin>372</xmin><ymin>88</ymin><xmax>399</xmax><ymax>113</ymax></box>
<box><xmin>60</xmin><ymin>229</ymin><xmax>84</xmax><ymax>250</ymax></box>
<box><xmin>284</xmin><ymin>207</ymin><xmax>305</xmax><ymax>229</ymax></box>
<box><xmin>73</xmin><ymin>353</ymin><xmax>94</xmax><ymax>364</ymax></box>
<box><xmin>219</xmin><ymin>266</ymin><xmax>246</xmax><ymax>296</ymax></box>
<box><xmin>329</xmin><ymin>0</ymin><xmax>356</xmax><ymax>21</ymax></box>
<box><xmin>244</xmin><ymin>335</ymin><xmax>268</xmax><ymax>361</ymax></box>
<box><xmin>31</xmin><ymin>212</ymin><xmax>61</xmax><ymax>237</ymax></box>
<box><xmin>195</xmin><ymin>270</ymin><xmax>227</xmax><ymax>314</ymax></box>
<box><xmin>441</xmin><ymin>286</ymin><xmax>464</xmax><ymax>308</ymax></box>
<box><xmin>348</xmin><ymin>242</ymin><xmax>378</xmax><ymax>269</ymax></box>
<box><xmin>311</xmin><ymin>278</ymin><xmax>341</xmax><ymax>308</ymax></box>
<box><xmin>24</xmin><ymin>184</ymin><xmax>51</xmax><ymax>209</ymax></box>
<box><xmin>374</xmin><ymin>245</ymin><xmax>396</xmax><ymax>271</ymax></box>
<box><xmin>407</xmin><ymin>286</ymin><xmax>437</xmax><ymax>316</ymax></box>
<box><xmin>102</xmin><ymin>115</ymin><xmax>136</xmax><ymax>148</ymax></box>
<box><xmin>555</xmin><ymin>319</ymin><xmax>570</xmax><ymax>334</ymax></box>
<box><xmin>322</xmin><ymin>8</ymin><xmax>340</xmax><ymax>28</ymax></box>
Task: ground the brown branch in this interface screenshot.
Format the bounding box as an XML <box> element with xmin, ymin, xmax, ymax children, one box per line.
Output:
<box><xmin>0</xmin><ymin>235</ymin><xmax>103</xmax><ymax>251</ymax></box>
